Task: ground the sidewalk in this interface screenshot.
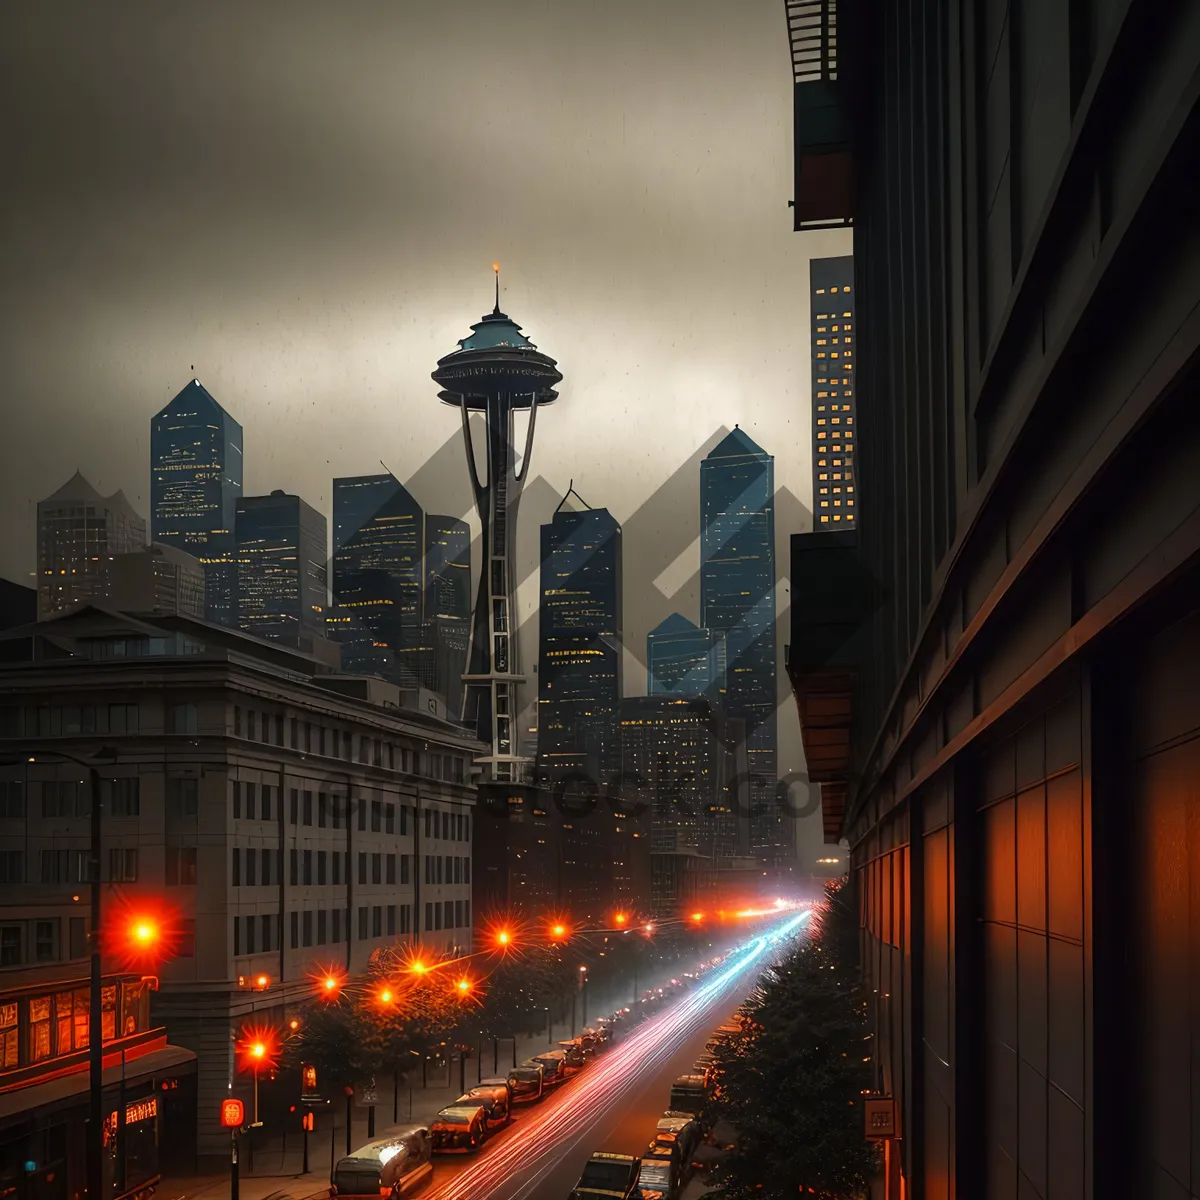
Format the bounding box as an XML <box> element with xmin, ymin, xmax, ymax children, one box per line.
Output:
<box><xmin>159</xmin><ymin>1029</ymin><xmax>561</xmax><ymax>1200</ymax></box>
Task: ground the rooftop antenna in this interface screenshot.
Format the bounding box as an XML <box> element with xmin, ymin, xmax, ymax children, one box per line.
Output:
<box><xmin>492</xmin><ymin>262</ymin><xmax>500</xmax><ymax>314</ymax></box>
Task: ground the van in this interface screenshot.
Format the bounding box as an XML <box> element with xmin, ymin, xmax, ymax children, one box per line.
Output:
<box><xmin>331</xmin><ymin>1128</ymin><xmax>433</xmax><ymax>1198</ymax></box>
<box><xmin>429</xmin><ymin>1105</ymin><xmax>488</xmax><ymax>1153</ymax></box>
<box><xmin>507</xmin><ymin>1063</ymin><xmax>544</xmax><ymax>1104</ymax></box>
<box><xmin>524</xmin><ymin>1051</ymin><xmax>565</xmax><ymax>1086</ymax></box>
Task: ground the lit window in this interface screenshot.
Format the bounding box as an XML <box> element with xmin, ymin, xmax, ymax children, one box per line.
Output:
<box><xmin>817</xmin><ymin>419</ymin><xmax>826</xmax><ymax>425</ymax></box>
<box><xmin>846</xmin><ymin>417</ymin><xmax>853</xmax><ymax>424</ymax></box>
<box><xmin>843</xmin><ymin>311</ymin><xmax>851</xmax><ymax>317</ymax></box>
<box><xmin>833</xmin><ymin>459</ymin><xmax>842</xmax><ymax>466</ymax></box>
<box><xmin>844</xmin><ymin>286</ymin><xmax>851</xmax><ymax>293</ymax></box>
<box><xmin>819</xmin><ymin>473</ymin><xmax>829</xmax><ymax>480</ymax></box>
<box><xmin>832</xmin><ymin>417</ymin><xmax>840</xmax><ymax>424</ymax></box>
<box><xmin>817</xmin><ymin>403</ymin><xmax>826</xmax><ymax>410</ymax></box>
<box><xmin>817</xmin><ymin>392</ymin><xmax>828</xmax><ymax>399</ymax></box>
<box><xmin>821</xmin><ymin>500</ymin><xmax>829</xmax><ymax>507</ymax></box>
<box><xmin>847</xmin><ymin>486</ymin><xmax>855</xmax><ymax>493</ymax></box>
<box><xmin>831</xmin><ymin>287</ymin><xmax>839</xmax><ymax>293</ymax></box>
<box><xmin>817</xmin><ymin>352</ymin><xmax>826</xmax><ymax>358</ymax></box>
<box><xmin>833</xmin><ymin>473</ymin><xmax>842</xmax><ymax>480</ymax></box>
<box><xmin>816</xmin><ymin>288</ymin><xmax>825</xmax><ymax>294</ymax></box>
<box><xmin>816</xmin><ymin>339</ymin><xmax>827</xmax><ymax>345</ymax></box>
<box><xmin>847</xmin><ymin>500</ymin><xmax>855</xmax><ymax>507</ymax></box>
<box><xmin>833</xmin><ymin>514</ymin><xmax>842</xmax><ymax>520</ymax></box>
<box><xmin>820</xmin><ymin>515</ymin><xmax>830</xmax><ymax>523</ymax></box>
<box><xmin>833</xmin><ymin>487</ymin><xmax>841</xmax><ymax>494</ymax></box>
<box><xmin>817</xmin><ymin>432</ymin><xmax>826</xmax><ymax>439</ymax></box>
<box><xmin>819</xmin><ymin>487</ymin><xmax>828</xmax><ymax>495</ymax></box>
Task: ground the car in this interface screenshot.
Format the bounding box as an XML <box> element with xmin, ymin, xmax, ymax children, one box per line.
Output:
<box><xmin>654</xmin><ymin>1114</ymin><xmax>702</xmax><ymax>1162</ymax></box>
<box><xmin>667</xmin><ymin>1074</ymin><xmax>710</xmax><ymax>1120</ymax></box>
<box><xmin>507</xmin><ymin>1063</ymin><xmax>544</xmax><ymax>1104</ymax></box>
<box><xmin>455</xmin><ymin>1084</ymin><xmax>509</xmax><ymax>1130</ymax></box>
<box><xmin>555</xmin><ymin>1041</ymin><xmax>588</xmax><ymax>1071</ymax></box>
<box><xmin>332</xmin><ymin>1129</ymin><xmax>433</xmax><ymax>1199</ymax></box>
<box><xmin>525</xmin><ymin>1050</ymin><xmax>567</xmax><ymax>1085</ymax></box>
<box><xmin>429</xmin><ymin>1105</ymin><xmax>489</xmax><ymax>1153</ymax></box>
<box><xmin>633</xmin><ymin>1154</ymin><xmax>677</xmax><ymax>1200</ymax></box>
<box><xmin>568</xmin><ymin>1151</ymin><xmax>641</xmax><ymax>1199</ymax></box>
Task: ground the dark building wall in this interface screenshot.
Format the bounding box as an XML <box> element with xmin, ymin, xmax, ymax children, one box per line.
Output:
<box><xmin>788</xmin><ymin>0</ymin><xmax>1200</xmax><ymax>1195</ymax></box>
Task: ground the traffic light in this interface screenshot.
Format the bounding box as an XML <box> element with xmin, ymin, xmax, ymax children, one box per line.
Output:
<box><xmin>302</xmin><ymin>1111</ymin><xmax>314</xmax><ymax>1132</ymax></box>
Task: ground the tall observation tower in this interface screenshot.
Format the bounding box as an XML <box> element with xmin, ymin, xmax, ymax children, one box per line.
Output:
<box><xmin>433</xmin><ymin>267</ymin><xmax>562</xmax><ymax>782</ymax></box>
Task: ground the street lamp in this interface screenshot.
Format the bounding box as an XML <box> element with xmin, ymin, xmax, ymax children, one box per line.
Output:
<box><xmin>25</xmin><ymin>747</ymin><xmax>117</xmax><ymax>1200</ymax></box>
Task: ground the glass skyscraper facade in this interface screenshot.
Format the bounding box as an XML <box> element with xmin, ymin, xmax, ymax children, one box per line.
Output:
<box><xmin>149</xmin><ymin>379</ymin><xmax>243</xmax><ymax>625</ymax></box>
<box><xmin>809</xmin><ymin>256</ymin><xmax>857</xmax><ymax>527</ymax></box>
<box><xmin>699</xmin><ymin>427</ymin><xmax>780</xmax><ymax>858</ymax></box>
<box><xmin>234</xmin><ymin>491</ymin><xmax>327</xmax><ymax>644</ymax></box>
<box><xmin>423</xmin><ymin>514</ymin><xmax>471</xmax><ymax>717</ymax></box>
<box><xmin>536</xmin><ymin>491</ymin><xmax>622</xmax><ymax>789</ymax></box>
<box><xmin>329</xmin><ymin>474</ymin><xmax>423</xmax><ymax>684</ymax></box>
<box><xmin>646</xmin><ymin>613</ymin><xmax>724</xmax><ymax>698</ymax></box>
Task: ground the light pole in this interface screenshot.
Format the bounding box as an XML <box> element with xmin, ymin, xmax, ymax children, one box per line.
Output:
<box><xmin>579</xmin><ymin>966</ymin><xmax>588</xmax><ymax>1030</ymax></box>
<box><xmin>25</xmin><ymin>748</ymin><xmax>116</xmax><ymax>1200</ymax></box>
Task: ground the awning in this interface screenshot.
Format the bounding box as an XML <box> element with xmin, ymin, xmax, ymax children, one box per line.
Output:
<box><xmin>0</xmin><ymin>1044</ymin><xmax>197</xmax><ymax>1124</ymax></box>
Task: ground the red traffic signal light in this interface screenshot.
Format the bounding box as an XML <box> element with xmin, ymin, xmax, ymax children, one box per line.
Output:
<box><xmin>221</xmin><ymin>1098</ymin><xmax>245</xmax><ymax>1128</ymax></box>
<box><xmin>302</xmin><ymin>1111</ymin><xmax>315</xmax><ymax>1132</ymax></box>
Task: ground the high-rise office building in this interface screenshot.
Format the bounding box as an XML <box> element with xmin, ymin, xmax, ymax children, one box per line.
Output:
<box><xmin>809</xmin><ymin>258</ymin><xmax>856</xmax><ymax>527</ymax></box>
<box><xmin>37</xmin><ymin>472</ymin><xmax>146</xmax><ymax>618</ymax></box>
<box><xmin>423</xmin><ymin>514</ymin><xmax>471</xmax><ymax>716</ymax></box>
<box><xmin>329</xmin><ymin>474</ymin><xmax>424</xmax><ymax>684</ymax></box>
<box><xmin>699</xmin><ymin>428</ymin><xmax>779</xmax><ymax>857</ymax></box>
<box><xmin>150</xmin><ymin>379</ymin><xmax>244</xmax><ymax>625</ymax></box>
<box><xmin>536</xmin><ymin>488</ymin><xmax>622</xmax><ymax>789</ymax></box>
<box><xmin>646</xmin><ymin>613</ymin><xmax>724</xmax><ymax>697</ymax></box>
<box><xmin>235</xmin><ymin>491</ymin><xmax>328</xmax><ymax>645</ymax></box>
<box><xmin>106</xmin><ymin>543</ymin><xmax>206</xmax><ymax>618</ymax></box>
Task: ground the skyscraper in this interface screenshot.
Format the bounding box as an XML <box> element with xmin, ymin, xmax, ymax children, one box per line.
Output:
<box><xmin>423</xmin><ymin>514</ymin><xmax>471</xmax><ymax>716</ymax></box>
<box><xmin>150</xmin><ymin>379</ymin><xmax>244</xmax><ymax>624</ymax></box>
<box><xmin>235</xmin><ymin>491</ymin><xmax>327</xmax><ymax>645</ymax></box>
<box><xmin>809</xmin><ymin>257</ymin><xmax>857</xmax><ymax>527</ymax></box>
<box><xmin>329</xmin><ymin>474</ymin><xmax>424</xmax><ymax>684</ymax></box>
<box><xmin>536</xmin><ymin>486</ymin><xmax>622</xmax><ymax>788</ymax></box>
<box><xmin>37</xmin><ymin>472</ymin><xmax>146</xmax><ymax>618</ymax></box>
<box><xmin>699</xmin><ymin>428</ymin><xmax>779</xmax><ymax>858</ymax></box>
<box><xmin>646</xmin><ymin>613</ymin><xmax>724</xmax><ymax>698</ymax></box>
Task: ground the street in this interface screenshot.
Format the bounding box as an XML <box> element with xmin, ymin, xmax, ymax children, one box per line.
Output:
<box><xmin>426</xmin><ymin>913</ymin><xmax>807</xmax><ymax>1199</ymax></box>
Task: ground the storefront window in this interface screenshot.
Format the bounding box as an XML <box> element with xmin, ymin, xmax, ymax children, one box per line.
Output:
<box><xmin>0</xmin><ymin>1002</ymin><xmax>17</xmax><ymax>1068</ymax></box>
<box><xmin>29</xmin><ymin>996</ymin><xmax>51</xmax><ymax>1061</ymax></box>
<box><xmin>101</xmin><ymin>985</ymin><xmax>116</xmax><ymax>1042</ymax></box>
<box><xmin>73</xmin><ymin>988</ymin><xmax>89</xmax><ymax>1049</ymax></box>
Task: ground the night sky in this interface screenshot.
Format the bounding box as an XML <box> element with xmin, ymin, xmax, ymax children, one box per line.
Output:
<box><xmin>0</xmin><ymin>2</ymin><xmax>851</xmax><ymax>859</ymax></box>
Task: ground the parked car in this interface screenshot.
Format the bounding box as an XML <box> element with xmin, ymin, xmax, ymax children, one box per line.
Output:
<box><xmin>568</xmin><ymin>1151</ymin><xmax>641</xmax><ymax>1199</ymax></box>
<box><xmin>507</xmin><ymin>1063</ymin><xmax>544</xmax><ymax>1104</ymax></box>
<box><xmin>654</xmin><ymin>1114</ymin><xmax>702</xmax><ymax>1163</ymax></box>
<box><xmin>525</xmin><ymin>1050</ymin><xmax>567</xmax><ymax>1085</ymax></box>
<box><xmin>555</xmin><ymin>1041</ymin><xmax>587</xmax><ymax>1071</ymax></box>
<box><xmin>633</xmin><ymin>1154</ymin><xmax>677</xmax><ymax>1200</ymax></box>
<box><xmin>332</xmin><ymin>1128</ymin><xmax>433</xmax><ymax>1199</ymax></box>
<box><xmin>429</xmin><ymin>1105</ymin><xmax>489</xmax><ymax>1153</ymax></box>
<box><xmin>667</xmin><ymin>1074</ymin><xmax>710</xmax><ymax>1122</ymax></box>
<box><xmin>455</xmin><ymin>1084</ymin><xmax>509</xmax><ymax>1130</ymax></box>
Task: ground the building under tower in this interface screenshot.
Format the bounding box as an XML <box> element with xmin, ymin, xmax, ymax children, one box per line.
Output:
<box><xmin>809</xmin><ymin>257</ymin><xmax>857</xmax><ymax>527</ymax></box>
<box><xmin>646</xmin><ymin>613</ymin><xmax>724</xmax><ymax>698</ymax></box>
<box><xmin>150</xmin><ymin>379</ymin><xmax>244</xmax><ymax>625</ymax></box>
<box><xmin>432</xmin><ymin>269</ymin><xmax>561</xmax><ymax>782</ymax></box>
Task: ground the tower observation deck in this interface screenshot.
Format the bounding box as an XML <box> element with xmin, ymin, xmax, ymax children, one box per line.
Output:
<box><xmin>432</xmin><ymin>269</ymin><xmax>562</xmax><ymax>781</ymax></box>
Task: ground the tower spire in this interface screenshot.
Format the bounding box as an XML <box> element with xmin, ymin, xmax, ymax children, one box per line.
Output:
<box><xmin>492</xmin><ymin>262</ymin><xmax>500</xmax><ymax>314</ymax></box>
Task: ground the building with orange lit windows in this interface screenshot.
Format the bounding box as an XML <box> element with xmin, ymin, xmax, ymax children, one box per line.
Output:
<box><xmin>0</xmin><ymin>605</ymin><xmax>480</xmax><ymax>1156</ymax></box>
<box><xmin>809</xmin><ymin>256</ymin><xmax>856</xmax><ymax>529</ymax></box>
<box><xmin>0</xmin><ymin>965</ymin><xmax>197</xmax><ymax>1198</ymax></box>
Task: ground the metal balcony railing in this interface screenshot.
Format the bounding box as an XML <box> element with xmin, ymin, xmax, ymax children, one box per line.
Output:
<box><xmin>786</xmin><ymin>0</ymin><xmax>838</xmax><ymax>83</ymax></box>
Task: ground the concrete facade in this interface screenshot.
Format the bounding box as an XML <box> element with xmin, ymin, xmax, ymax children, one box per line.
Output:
<box><xmin>0</xmin><ymin>607</ymin><xmax>480</xmax><ymax>1155</ymax></box>
<box><xmin>786</xmin><ymin>0</ymin><xmax>1200</xmax><ymax>1196</ymax></box>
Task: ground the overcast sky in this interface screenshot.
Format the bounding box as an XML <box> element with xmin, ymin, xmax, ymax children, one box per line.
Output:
<box><xmin>0</xmin><ymin>1</ymin><xmax>851</xmax><ymax>861</ymax></box>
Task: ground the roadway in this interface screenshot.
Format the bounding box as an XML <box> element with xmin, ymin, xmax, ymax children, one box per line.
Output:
<box><xmin>424</xmin><ymin>910</ymin><xmax>810</xmax><ymax>1200</ymax></box>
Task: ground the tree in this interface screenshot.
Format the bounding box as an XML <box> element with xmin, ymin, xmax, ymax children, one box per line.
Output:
<box><xmin>473</xmin><ymin>945</ymin><xmax>578</xmax><ymax>1037</ymax></box>
<box><xmin>707</xmin><ymin>880</ymin><xmax>879</xmax><ymax>1199</ymax></box>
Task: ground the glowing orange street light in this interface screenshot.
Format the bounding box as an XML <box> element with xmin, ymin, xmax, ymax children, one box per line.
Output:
<box><xmin>254</xmin><ymin>973</ymin><xmax>269</xmax><ymax>991</ymax></box>
<box><xmin>549</xmin><ymin>923</ymin><xmax>567</xmax><ymax>941</ymax></box>
<box><xmin>378</xmin><ymin>986</ymin><xmax>395</xmax><ymax>1005</ymax></box>
<box><xmin>691</xmin><ymin>912</ymin><xmax>704</xmax><ymax>923</ymax></box>
<box><xmin>455</xmin><ymin>978</ymin><xmax>472</xmax><ymax>997</ymax></box>
<box><xmin>495</xmin><ymin>930</ymin><xmax>512</xmax><ymax>948</ymax></box>
<box><xmin>130</xmin><ymin>918</ymin><xmax>158</xmax><ymax>948</ymax></box>
<box><xmin>614</xmin><ymin>913</ymin><xmax>628</xmax><ymax>928</ymax></box>
<box><xmin>410</xmin><ymin>960</ymin><xmax>429</xmax><ymax>976</ymax></box>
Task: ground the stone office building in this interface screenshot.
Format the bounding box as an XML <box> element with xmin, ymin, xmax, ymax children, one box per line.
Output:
<box><xmin>785</xmin><ymin>0</ymin><xmax>1200</xmax><ymax>1197</ymax></box>
<box><xmin>0</xmin><ymin>605</ymin><xmax>480</xmax><ymax>1155</ymax></box>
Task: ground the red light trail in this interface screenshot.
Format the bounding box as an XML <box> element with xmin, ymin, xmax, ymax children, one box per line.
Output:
<box><xmin>425</xmin><ymin>910</ymin><xmax>811</xmax><ymax>1200</ymax></box>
